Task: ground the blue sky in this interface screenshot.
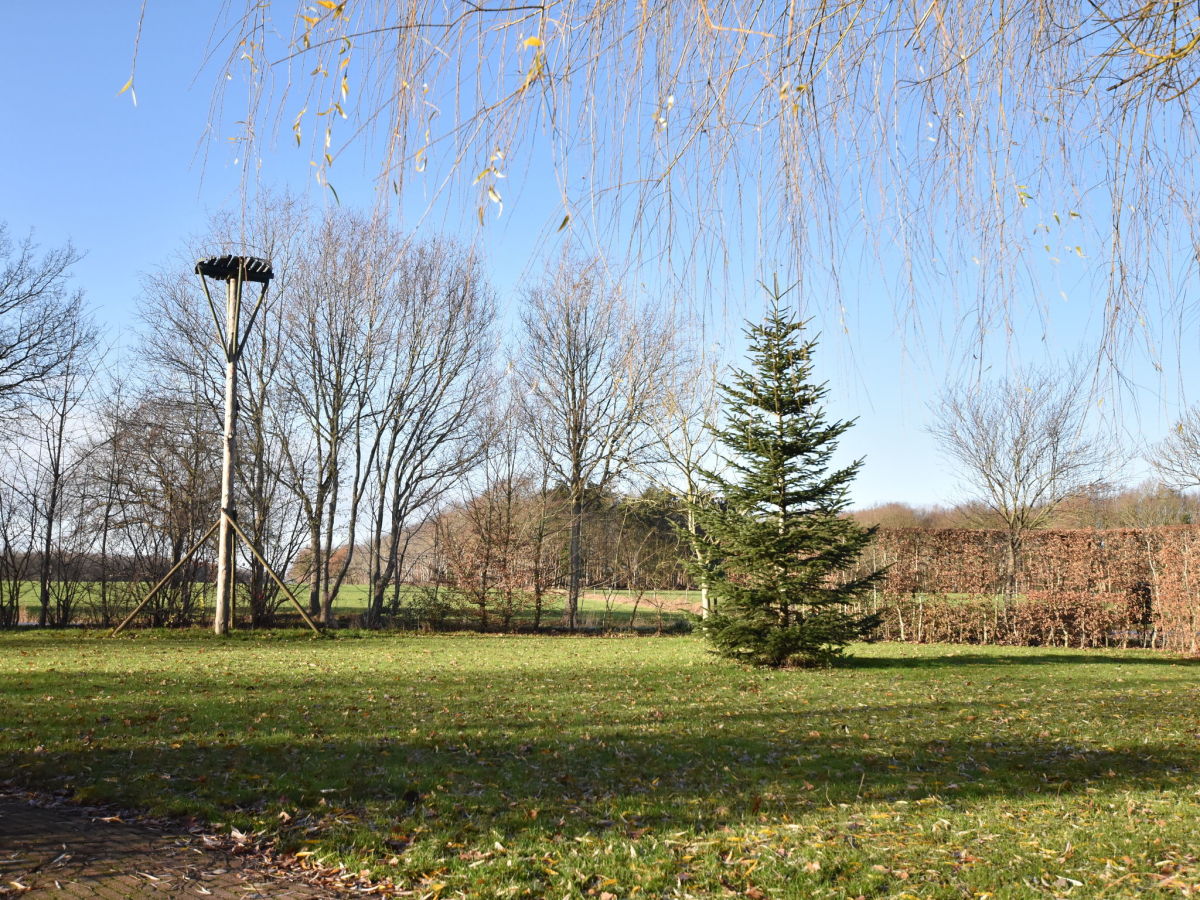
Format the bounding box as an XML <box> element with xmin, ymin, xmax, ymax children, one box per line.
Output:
<box><xmin>2</xmin><ymin>2</ymin><xmax>1191</xmax><ymax>508</ymax></box>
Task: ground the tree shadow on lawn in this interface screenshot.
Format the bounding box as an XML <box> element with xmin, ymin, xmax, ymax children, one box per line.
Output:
<box><xmin>845</xmin><ymin>649</ymin><xmax>1200</xmax><ymax>668</ymax></box>
<box><xmin>7</xmin><ymin>718</ymin><xmax>1195</xmax><ymax>851</ymax></box>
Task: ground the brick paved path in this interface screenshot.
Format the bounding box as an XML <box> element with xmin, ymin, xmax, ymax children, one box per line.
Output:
<box><xmin>0</xmin><ymin>795</ymin><xmax>329</xmax><ymax>897</ymax></box>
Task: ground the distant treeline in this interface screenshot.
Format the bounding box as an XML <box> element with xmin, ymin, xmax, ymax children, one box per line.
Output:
<box><xmin>849</xmin><ymin>483</ymin><xmax>1200</xmax><ymax>531</ymax></box>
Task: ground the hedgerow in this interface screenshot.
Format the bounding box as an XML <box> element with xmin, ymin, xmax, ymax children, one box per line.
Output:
<box><xmin>842</xmin><ymin>526</ymin><xmax>1200</xmax><ymax>651</ymax></box>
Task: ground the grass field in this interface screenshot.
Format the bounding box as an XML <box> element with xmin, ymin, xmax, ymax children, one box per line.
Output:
<box><xmin>13</xmin><ymin>582</ymin><xmax>697</xmax><ymax>630</ymax></box>
<box><xmin>329</xmin><ymin>586</ymin><xmax>697</xmax><ymax>630</ymax></box>
<box><xmin>3</xmin><ymin>632</ymin><xmax>1199</xmax><ymax>898</ymax></box>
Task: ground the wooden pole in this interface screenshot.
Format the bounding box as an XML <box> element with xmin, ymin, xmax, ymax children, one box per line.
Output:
<box><xmin>112</xmin><ymin>256</ymin><xmax>288</xmax><ymax>640</ymax></box>
<box><xmin>214</xmin><ymin>273</ymin><xmax>241</xmax><ymax>635</ymax></box>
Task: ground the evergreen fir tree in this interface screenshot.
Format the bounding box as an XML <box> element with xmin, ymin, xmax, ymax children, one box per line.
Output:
<box><xmin>694</xmin><ymin>284</ymin><xmax>882</xmax><ymax>667</ymax></box>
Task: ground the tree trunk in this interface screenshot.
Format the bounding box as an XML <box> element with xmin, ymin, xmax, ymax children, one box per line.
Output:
<box><xmin>308</xmin><ymin>519</ymin><xmax>322</xmax><ymax>619</ymax></box>
<box><xmin>566</xmin><ymin>489</ymin><xmax>582</xmax><ymax>631</ymax></box>
<box><xmin>1005</xmin><ymin>531</ymin><xmax>1022</xmax><ymax>598</ymax></box>
<box><xmin>37</xmin><ymin>481</ymin><xmax>58</xmax><ymax>627</ymax></box>
<box><xmin>686</xmin><ymin>506</ymin><xmax>712</xmax><ymax>619</ymax></box>
<box><xmin>37</xmin><ymin>378</ymin><xmax>71</xmax><ymax>627</ymax></box>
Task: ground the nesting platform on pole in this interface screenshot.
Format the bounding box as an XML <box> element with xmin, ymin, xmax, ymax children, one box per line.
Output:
<box><xmin>111</xmin><ymin>253</ymin><xmax>320</xmax><ymax>637</ymax></box>
<box><xmin>195</xmin><ymin>255</ymin><xmax>274</xmax><ymax>283</ymax></box>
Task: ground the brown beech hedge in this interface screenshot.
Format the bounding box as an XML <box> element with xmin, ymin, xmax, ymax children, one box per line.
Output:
<box><xmin>840</xmin><ymin>527</ymin><xmax>1200</xmax><ymax>651</ymax></box>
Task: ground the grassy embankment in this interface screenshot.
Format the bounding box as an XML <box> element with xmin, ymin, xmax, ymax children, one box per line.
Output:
<box><xmin>3</xmin><ymin>631</ymin><xmax>1198</xmax><ymax>897</ymax></box>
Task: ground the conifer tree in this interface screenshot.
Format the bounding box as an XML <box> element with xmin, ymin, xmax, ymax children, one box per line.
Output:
<box><xmin>694</xmin><ymin>284</ymin><xmax>881</xmax><ymax>667</ymax></box>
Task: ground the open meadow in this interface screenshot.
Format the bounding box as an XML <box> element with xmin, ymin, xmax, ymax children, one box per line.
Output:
<box><xmin>12</xmin><ymin>582</ymin><xmax>698</xmax><ymax>632</ymax></box>
<box><xmin>3</xmin><ymin>632</ymin><xmax>1199</xmax><ymax>898</ymax></box>
<box><xmin>328</xmin><ymin>587</ymin><xmax>698</xmax><ymax>631</ymax></box>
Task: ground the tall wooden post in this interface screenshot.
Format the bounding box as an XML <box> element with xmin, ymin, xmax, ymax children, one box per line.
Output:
<box><xmin>214</xmin><ymin>274</ymin><xmax>242</xmax><ymax>635</ymax></box>
<box><xmin>110</xmin><ymin>255</ymin><xmax>322</xmax><ymax>638</ymax></box>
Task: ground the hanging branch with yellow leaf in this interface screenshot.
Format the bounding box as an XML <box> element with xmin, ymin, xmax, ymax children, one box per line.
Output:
<box><xmin>129</xmin><ymin>1</ymin><xmax>1200</xmax><ymax>363</ymax></box>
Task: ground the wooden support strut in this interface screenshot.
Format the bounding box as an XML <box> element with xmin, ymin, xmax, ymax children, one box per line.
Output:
<box><xmin>110</xmin><ymin>520</ymin><xmax>220</xmax><ymax>636</ymax></box>
<box><xmin>225</xmin><ymin>514</ymin><xmax>322</xmax><ymax>635</ymax></box>
<box><xmin>110</xmin><ymin>512</ymin><xmax>323</xmax><ymax>636</ymax></box>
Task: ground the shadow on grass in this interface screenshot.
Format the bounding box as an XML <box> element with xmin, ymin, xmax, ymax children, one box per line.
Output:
<box><xmin>5</xmin><ymin>663</ymin><xmax>1196</xmax><ymax>852</ymax></box>
<box><xmin>845</xmin><ymin>649</ymin><xmax>1200</xmax><ymax>668</ymax></box>
<box><xmin>9</xmin><ymin>730</ymin><xmax>1194</xmax><ymax>846</ymax></box>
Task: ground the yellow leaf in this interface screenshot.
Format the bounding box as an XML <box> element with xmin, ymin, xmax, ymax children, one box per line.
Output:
<box><xmin>487</xmin><ymin>185</ymin><xmax>502</xmax><ymax>204</ymax></box>
<box><xmin>521</xmin><ymin>53</ymin><xmax>545</xmax><ymax>90</ymax></box>
<box><xmin>117</xmin><ymin>76</ymin><xmax>138</xmax><ymax>107</ymax></box>
<box><xmin>316</xmin><ymin>0</ymin><xmax>339</xmax><ymax>8</ymax></box>
<box><xmin>558</xmin><ymin>214</ymin><xmax>570</xmax><ymax>231</ymax></box>
<box><xmin>523</xmin><ymin>36</ymin><xmax>543</xmax><ymax>48</ymax></box>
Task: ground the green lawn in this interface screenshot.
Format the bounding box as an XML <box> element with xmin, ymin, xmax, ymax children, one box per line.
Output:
<box><xmin>3</xmin><ymin>632</ymin><xmax>1198</xmax><ymax>897</ymax></box>
<box><xmin>12</xmin><ymin>581</ymin><xmax>696</xmax><ymax>630</ymax></box>
<box><xmin>329</xmin><ymin>585</ymin><xmax>697</xmax><ymax>629</ymax></box>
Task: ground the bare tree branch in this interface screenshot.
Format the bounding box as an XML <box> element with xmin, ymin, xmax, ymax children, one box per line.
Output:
<box><xmin>0</xmin><ymin>225</ymin><xmax>89</xmax><ymax>410</ymax></box>
<box><xmin>929</xmin><ymin>365</ymin><xmax>1116</xmax><ymax>593</ymax></box>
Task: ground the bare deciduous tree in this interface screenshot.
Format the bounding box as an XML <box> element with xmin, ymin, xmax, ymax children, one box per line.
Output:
<box><xmin>518</xmin><ymin>256</ymin><xmax>677</xmax><ymax>629</ymax></box>
<box><xmin>97</xmin><ymin>393</ymin><xmax>221</xmax><ymax>626</ymax></box>
<box><xmin>0</xmin><ymin>224</ymin><xmax>89</xmax><ymax>411</ymax></box>
<box><xmin>930</xmin><ymin>367</ymin><xmax>1114</xmax><ymax>594</ymax></box>
<box><xmin>361</xmin><ymin>238</ymin><xmax>497</xmax><ymax>627</ymax></box>
<box><xmin>278</xmin><ymin>211</ymin><xmax>400</xmax><ymax>624</ymax></box>
<box><xmin>0</xmin><ymin>452</ymin><xmax>37</xmax><ymax>626</ymax></box>
<box><xmin>1150</xmin><ymin>407</ymin><xmax>1200</xmax><ymax>493</ymax></box>
<box><xmin>642</xmin><ymin>352</ymin><xmax>721</xmax><ymax>617</ymax></box>
<box><xmin>24</xmin><ymin>313</ymin><xmax>101</xmax><ymax>626</ymax></box>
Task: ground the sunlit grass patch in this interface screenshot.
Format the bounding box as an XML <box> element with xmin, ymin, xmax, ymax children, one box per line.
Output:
<box><xmin>3</xmin><ymin>632</ymin><xmax>1198</xmax><ymax>897</ymax></box>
